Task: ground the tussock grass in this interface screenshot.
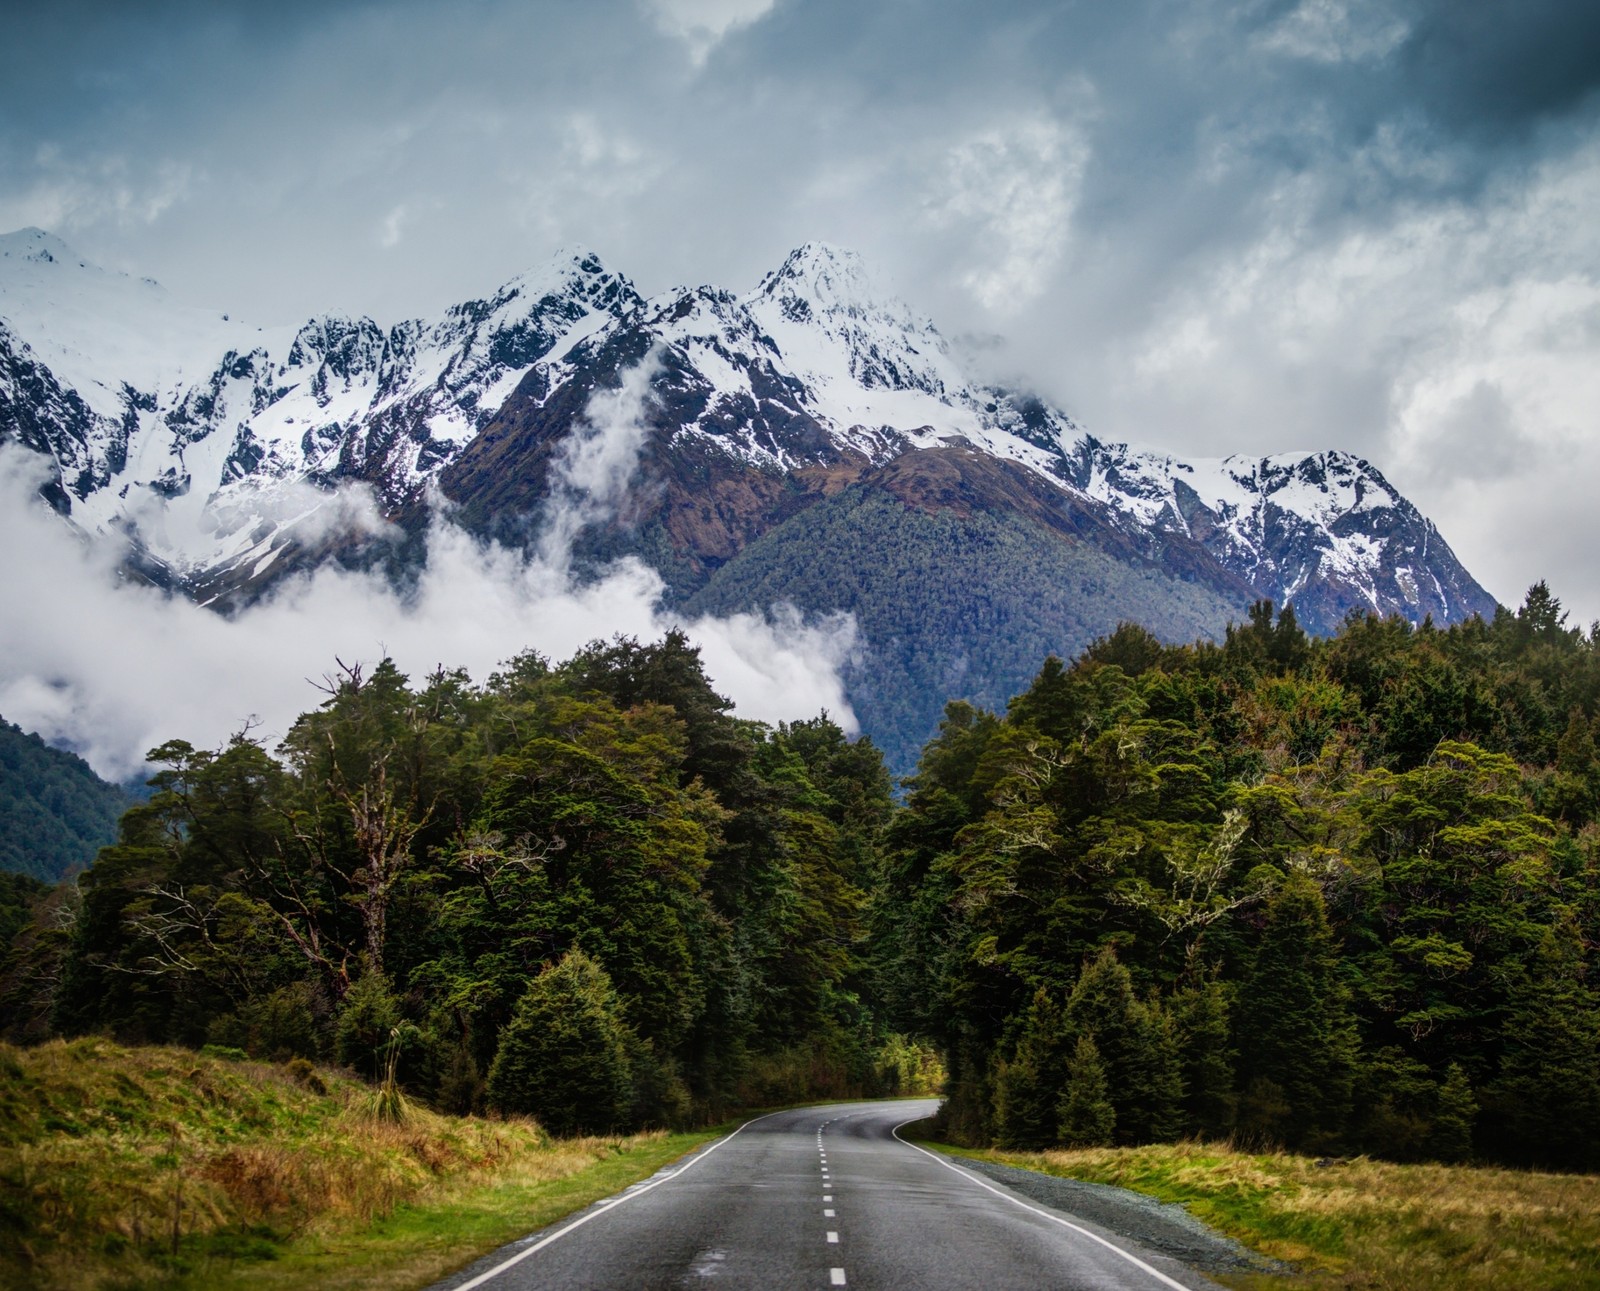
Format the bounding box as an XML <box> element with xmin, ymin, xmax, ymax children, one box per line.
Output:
<box><xmin>0</xmin><ymin>1037</ymin><xmax>716</xmax><ymax>1291</ymax></box>
<box><xmin>940</xmin><ymin>1139</ymin><xmax>1600</xmax><ymax>1290</ymax></box>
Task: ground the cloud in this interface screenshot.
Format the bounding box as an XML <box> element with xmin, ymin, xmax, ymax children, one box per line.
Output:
<box><xmin>201</xmin><ymin>476</ymin><xmax>393</xmax><ymax>550</ymax></box>
<box><xmin>377</xmin><ymin>203</ymin><xmax>407</xmax><ymax>249</ymax></box>
<box><xmin>0</xmin><ymin>148</ymin><xmax>194</xmax><ymax>237</ymax></box>
<box><xmin>1404</xmin><ymin>380</ymin><xmax>1536</xmax><ymax>484</ymax></box>
<box><xmin>641</xmin><ymin>0</ymin><xmax>777</xmax><ymax>66</ymax></box>
<box><xmin>538</xmin><ymin>345</ymin><xmax>663</xmax><ymax>566</ymax></box>
<box><xmin>1255</xmin><ymin>0</ymin><xmax>1410</xmax><ymax>65</ymax></box>
<box><xmin>0</xmin><ymin>363</ymin><xmax>860</xmax><ymax>781</ymax></box>
<box><xmin>921</xmin><ymin>114</ymin><xmax>1089</xmax><ymax>313</ymax></box>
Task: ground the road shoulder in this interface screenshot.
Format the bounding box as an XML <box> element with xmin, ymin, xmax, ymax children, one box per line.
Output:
<box><xmin>919</xmin><ymin>1145</ymin><xmax>1289</xmax><ymax>1284</ymax></box>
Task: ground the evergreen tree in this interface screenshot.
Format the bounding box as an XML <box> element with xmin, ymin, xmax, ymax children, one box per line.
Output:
<box><xmin>487</xmin><ymin>949</ymin><xmax>634</xmax><ymax>1136</ymax></box>
<box><xmin>1064</xmin><ymin>947</ymin><xmax>1183</xmax><ymax>1145</ymax></box>
<box><xmin>993</xmin><ymin>988</ymin><xmax>1070</xmax><ymax>1149</ymax></box>
<box><xmin>334</xmin><ymin>962</ymin><xmax>402</xmax><ymax>1079</ymax></box>
<box><xmin>1234</xmin><ymin>872</ymin><xmax>1356</xmax><ymax>1150</ymax></box>
<box><xmin>1058</xmin><ymin>1035</ymin><xmax>1116</xmax><ymax>1148</ymax></box>
<box><xmin>1430</xmin><ymin>1063</ymin><xmax>1477</xmax><ymax>1164</ymax></box>
<box><xmin>1547</xmin><ymin>708</ymin><xmax>1600</xmax><ymax>823</ymax></box>
<box><xmin>1171</xmin><ymin>973</ymin><xmax>1236</xmax><ymax>1139</ymax></box>
<box><xmin>1483</xmin><ymin>914</ymin><xmax>1600</xmax><ymax>1169</ymax></box>
<box><xmin>1081</xmin><ymin>624</ymin><xmax>1167</xmax><ymax>677</ymax></box>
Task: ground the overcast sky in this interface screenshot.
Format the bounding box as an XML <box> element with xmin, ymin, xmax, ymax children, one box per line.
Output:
<box><xmin>5</xmin><ymin>0</ymin><xmax>1600</xmax><ymax>624</ymax></box>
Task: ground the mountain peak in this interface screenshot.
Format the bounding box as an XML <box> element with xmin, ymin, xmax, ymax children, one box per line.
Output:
<box><xmin>0</xmin><ymin>227</ymin><xmax>103</xmax><ymax>274</ymax></box>
<box><xmin>495</xmin><ymin>243</ymin><xmax>638</xmax><ymax>319</ymax></box>
<box><xmin>754</xmin><ymin>242</ymin><xmax>892</xmax><ymax>316</ymax></box>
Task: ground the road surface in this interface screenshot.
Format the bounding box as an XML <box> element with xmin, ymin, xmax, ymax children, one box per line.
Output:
<box><xmin>429</xmin><ymin>1099</ymin><xmax>1225</xmax><ymax>1290</ymax></box>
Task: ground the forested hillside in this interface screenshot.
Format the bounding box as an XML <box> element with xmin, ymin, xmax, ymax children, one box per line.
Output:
<box><xmin>0</xmin><ymin>718</ymin><xmax>133</xmax><ymax>882</ymax></box>
<box><xmin>0</xmin><ymin>634</ymin><xmax>929</xmax><ymax>1127</ymax></box>
<box><xmin>6</xmin><ymin>585</ymin><xmax>1600</xmax><ymax>1172</ymax></box>
<box><xmin>681</xmin><ymin>483</ymin><xmax>1238</xmax><ymax>774</ymax></box>
<box><xmin>877</xmin><ymin>585</ymin><xmax>1600</xmax><ymax>1171</ymax></box>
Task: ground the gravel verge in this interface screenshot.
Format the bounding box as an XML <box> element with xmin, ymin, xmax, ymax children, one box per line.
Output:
<box><xmin>949</xmin><ymin>1154</ymin><xmax>1292</xmax><ymax>1280</ymax></box>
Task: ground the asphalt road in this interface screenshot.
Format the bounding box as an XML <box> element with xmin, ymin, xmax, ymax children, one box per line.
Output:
<box><xmin>429</xmin><ymin>1099</ymin><xmax>1225</xmax><ymax>1291</ymax></box>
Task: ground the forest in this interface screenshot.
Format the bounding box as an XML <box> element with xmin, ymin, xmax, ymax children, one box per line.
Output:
<box><xmin>4</xmin><ymin>583</ymin><xmax>1600</xmax><ymax>1171</ymax></box>
<box><xmin>0</xmin><ymin>634</ymin><xmax>921</xmax><ymax>1132</ymax></box>
<box><xmin>0</xmin><ymin>719</ymin><xmax>133</xmax><ymax>883</ymax></box>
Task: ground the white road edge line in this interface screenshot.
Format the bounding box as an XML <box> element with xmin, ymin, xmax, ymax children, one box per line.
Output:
<box><xmin>891</xmin><ymin>1119</ymin><xmax>1193</xmax><ymax>1291</ymax></box>
<box><xmin>447</xmin><ymin>1107</ymin><xmax>794</xmax><ymax>1291</ymax></box>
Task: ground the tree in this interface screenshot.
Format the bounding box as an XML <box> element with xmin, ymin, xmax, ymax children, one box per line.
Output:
<box><xmin>1546</xmin><ymin>708</ymin><xmax>1600</xmax><ymax>824</ymax></box>
<box><xmin>1171</xmin><ymin>972</ymin><xmax>1236</xmax><ymax>1139</ymax></box>
<box><xmin>1234</xmin><ymin>872</ymin><xmax>1356</xmax><ymax>1149</ymax></box>
<box><xmin>1430</xmin><ymin>1063</ymin><xmax>1477</xmax><ymax>1164</ymax></box>
<box><xmin>334</xmin><ymin>960</ymin><xmax>402</xmax><ymax>1079</ymax></box>
<box><xmin>1082</xmin><ymin>624</ymin><xmax>1167</xmax><ymax>677</ymax></box>
<box><xmin>993</xmin><ymin>988</ymin><xmax>1070</xmax><ymax>1149</ymax></box>
<box><xmin>487</xmin><ymin>949</ymin><xmax>634</xmax><ymax>1136</ymax></box>
<box><xmin>1058</xmin><ymin>1035</ymin><xmax>1116</xmax><ymax>1148</ymax></box>
<box><xmin>1064</xmin><ymin>947</ymin><xmax>1183</xmax><ymax>1145</ymax></box>
<box><xmin>1483</xmin><ymin>913</ymin><xmax>1600</xmax><ymax>1169</ymax></box>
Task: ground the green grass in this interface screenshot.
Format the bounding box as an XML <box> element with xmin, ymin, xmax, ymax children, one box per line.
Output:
<box><xmin>921</xmin><ymin>1137</ymin><xmax>1600</xmax><ymax>1290</ymax></box>
<box><xmin>0</xmin><ymin>1037</ymin><xmax>723</xmax><ymax>1291</ymax></box>
<box><xmin>183</xmin><ymin>1127</ymin><xmax>718</xmax><ymax>1291</ymax></box>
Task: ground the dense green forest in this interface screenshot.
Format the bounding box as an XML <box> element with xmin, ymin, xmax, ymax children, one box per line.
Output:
<box><xmin>5</xmin><ymin>584</ymin><xmax>1600</xmax><ymax>1171</ymax></box>
<box><xmin>682</xmin><ymin>487</ymin><xmax>1237</xmax><ymax>774</ymax></box>
<box><xmin>0</xmin><ymin>634</ymin><xmax>926</xmax><ymax>1129</ymax></box>
<box><xmin>0</xmin><ymin>718</ymin><xmax>134</xmax><ymax>883</ymax></box>
<box><xmin>879</xmin><ymin>585</ymin><xmax>1600</xmax><ymax>1171</ymax></box>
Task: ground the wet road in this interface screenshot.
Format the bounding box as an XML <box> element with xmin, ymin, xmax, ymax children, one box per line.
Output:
<box><xmin>428</xmin><ymin>1099</ymin><xmax>1222</xmax><ymax>1291</ymax></box>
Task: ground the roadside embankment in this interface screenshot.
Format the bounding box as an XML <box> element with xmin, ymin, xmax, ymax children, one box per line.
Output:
<box><xmin>0</xmin><ymin>1037</ymin><xmax>718</xmax><ymax>1291</ymax></box>
<box><xmin>925</xmin><ymin>1136</ymin><xmax>1600</xmax><ymax>1290</ymax></box>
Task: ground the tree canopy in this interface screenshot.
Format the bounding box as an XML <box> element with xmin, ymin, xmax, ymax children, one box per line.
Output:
<box><xmin>9</xmin><ymin>584</ymin><xmax>1600</xmax><ymax>1170</ymax></box>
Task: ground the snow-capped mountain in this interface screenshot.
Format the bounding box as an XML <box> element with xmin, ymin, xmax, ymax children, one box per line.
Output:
<box><xmin>0</xmin><ymin>227</ymin><xmax>639</xmax><ymax>586</ymax></box>
<box><xmin>1060</xmin><ymin>439</ymin><xmax>1481</xmax><ymax>633</ymax></box>
<box><xmin>1</xmin><ymin>228</ymin><xmax>1495</xmax><ymax>765</ymax></box>
<box><xmin>439</xmin><ymin>240</ymin><xmax>1489</xmax><ymax>632</ymax></box>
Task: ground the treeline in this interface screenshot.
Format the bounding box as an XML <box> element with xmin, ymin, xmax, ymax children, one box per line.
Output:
<box><xmin>7</xmin><ymin>585</ymin><xmax>1600</xmax><ymax>1170</ymax></box>
<box><xmin>0</xmin><ymin>633</ymin><xmax>934</xmax><ymax>1132</ymax></box>
<box><xmin>876</xmin><ymin>585</ymin><xmax>1600</xmax><ymax>1170</ymax></box>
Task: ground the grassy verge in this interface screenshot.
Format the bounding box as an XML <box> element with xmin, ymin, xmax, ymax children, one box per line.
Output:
<box><xmin>922</xmin><ymin>1137</ymin><xmax>1600</xmax><ymax>1290</ymax></box>
<box><xmin>0</xmin><ymin>1038</ymin><xmax>722</xmax><ymax>1291</ymax></box>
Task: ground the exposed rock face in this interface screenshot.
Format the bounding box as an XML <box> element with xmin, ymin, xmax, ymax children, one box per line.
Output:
<box><xmin>1</xmin><ymin>228</ymin><xmax>1497</xmax><ymax>764</ymax></box>
<box><xmin>0</xmin><ymin>227</ymin><xmax>641</xmax><ymax>588</ymax></box>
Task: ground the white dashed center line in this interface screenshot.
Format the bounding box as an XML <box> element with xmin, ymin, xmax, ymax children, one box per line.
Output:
<box><xmin>816</xmin><ymin>1121</ymin><xmax>844</xmax><ymax>1287</ymax></box>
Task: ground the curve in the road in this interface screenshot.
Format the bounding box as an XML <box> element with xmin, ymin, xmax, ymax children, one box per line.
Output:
<box><xmin>890</xmin><ymin>1122</ymin><xmax>1191</xmax><ymax>1291</ymax></box>
<box><xmin>430</xmin><ymin>1099</ymin><xmax>1223</xmax><ymax>1291</ymax></box>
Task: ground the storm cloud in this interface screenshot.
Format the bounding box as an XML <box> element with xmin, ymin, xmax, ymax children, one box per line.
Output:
<box><xmin>4</xmin><ymin>0</ymin><xmax>1600</xmax><ymax>622</ymax></box>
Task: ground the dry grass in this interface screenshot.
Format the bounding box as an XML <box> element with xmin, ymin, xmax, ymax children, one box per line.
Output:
<box><xmin>0</xmin><ymin>1037</ymin><xmax>713</xmax><ymax>1291</ymax></box>
<box><xmin>943</xmin><ymin>1139</ymin><xmax>1600</xmax><ymax>1290</ymax></box>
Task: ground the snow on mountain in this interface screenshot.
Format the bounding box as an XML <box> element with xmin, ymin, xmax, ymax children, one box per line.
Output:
<box><xmin>517</xmin><ymin>240</ymin><xmax>1480</xmax><ymax>627</ymax></box>
<box><xmin>0</xmin><ymin>228</ymin><xmax>269</xmax><ymax>416</ymax></box>
<box><xmin>745</xmin><ymin>242</ymin><xmax>979</xmax><ymax>449</ymax></box>
<box><xmin>1056</xmin><ymin>436</ymin><xmax>1478</xmax><ymax>628</ymax></box>
<box><xmin>0</xmin><ymin>231</ymin><xmax>640</xmax><ymax>578</ymax></box>
<box><xmin>0</xmin><ymin>229</ymin><xmax>1492</xmax><ymax>629</ymax></box>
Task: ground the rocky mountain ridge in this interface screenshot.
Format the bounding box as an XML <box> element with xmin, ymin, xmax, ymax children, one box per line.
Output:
<box><xmin>0</xmin><ymin>228</ymin><xmax>1497</xmax><ymax>765</ymax></box>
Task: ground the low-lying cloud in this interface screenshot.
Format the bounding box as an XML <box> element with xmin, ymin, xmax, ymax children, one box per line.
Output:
<box><xmin>0</xmin><ymin>360</ymin><xmax>860</xmax><ymax>781</ymax></box>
